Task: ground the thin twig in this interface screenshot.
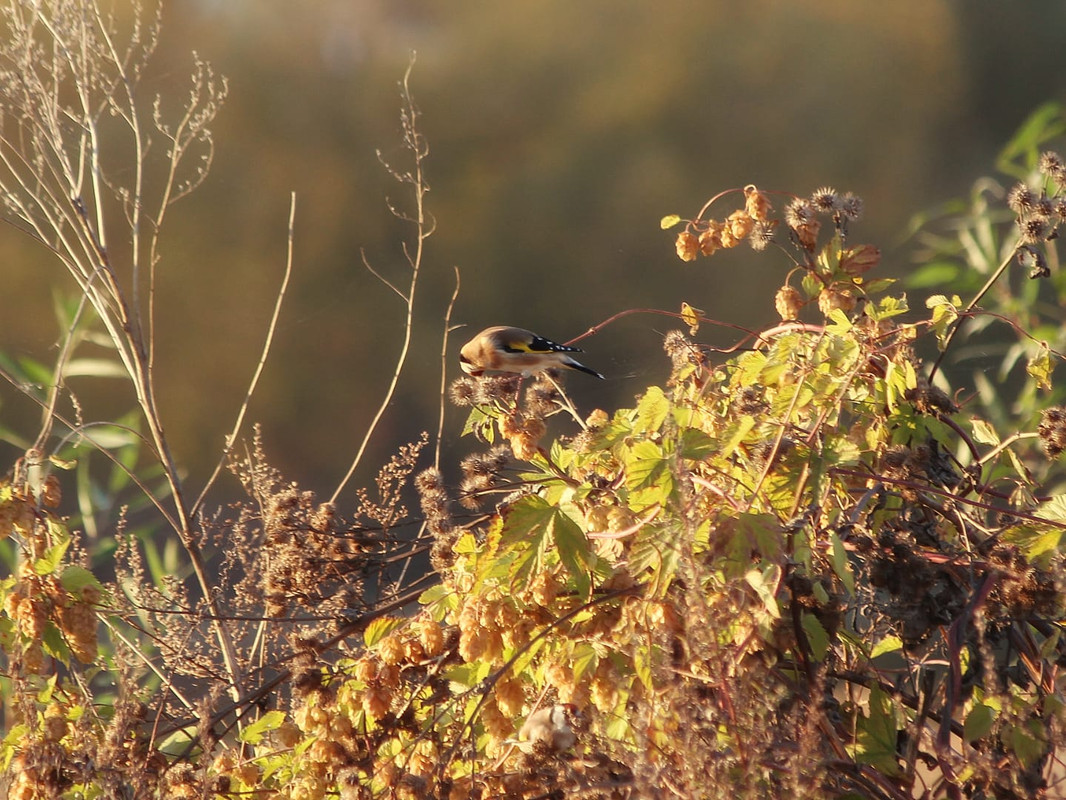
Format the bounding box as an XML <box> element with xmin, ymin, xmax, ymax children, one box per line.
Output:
<box><xmin>193</xmin><ymin>192</ymin><xmax>296</xmax><ymax>517</ymax></box>
<box><xmin>331</xmin><ymin>57</ymin><xmax>427</xmax><ymax>505</ymax></box>
<box><xmin>435</xmin><ymin>267</ymin><xmax>461</xmax><ymax>469</ymax></box>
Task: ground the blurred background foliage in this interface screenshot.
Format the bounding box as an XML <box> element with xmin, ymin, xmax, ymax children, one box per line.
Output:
<box><xmin>2</xmin><ymin>0</ymin><xmax>1065</xmax><ymax>500</ymax></box>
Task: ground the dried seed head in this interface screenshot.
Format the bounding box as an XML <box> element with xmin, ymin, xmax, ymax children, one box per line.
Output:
<box><xmin>841</xmin><ymin>192</ymin><xmax>864</xmax><ymax>221</ymax></box>
<box><xmin>1007</xmin><ymin>182</ymin><xmax>1036</xmax><ymax>214</ymax></box>
<box><xmin>810</xmin><ymin>186</ymin><xmax>842</xmax><ymax>213</ymax></box>
<box><xmin>448</xmin><ymin>378</ymin><xmax>478</xmax><ymax>407</ymax></box>
<box><xmin>786</xmin><ymin>198</ymin><xmax>816</xmax><ymax>227</ymax></box>
<box><xmin>1038</xmin><ymin>406</ymin><xmax>1066</xmax><ymax>459</ymax></box>
<box><xmin>1039</xmin><ymin>150</ymin><xmax>1066</xmax><ymax>184</ymax></box>
<box><xmin>749</xmin><ymin>219</ymin><xmax>776</xmax><ymax>251</ymax></box>
<box><xmin>1017</xmin><ymin>214</ymin><xmax>1053</xmax><ymax>244</ymax></box>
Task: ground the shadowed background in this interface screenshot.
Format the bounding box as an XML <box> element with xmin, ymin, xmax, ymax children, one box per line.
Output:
<box><xmin>1</xmin><ymin>0</ymin><xmax>1065</xmax><ymax>504</ymax></box>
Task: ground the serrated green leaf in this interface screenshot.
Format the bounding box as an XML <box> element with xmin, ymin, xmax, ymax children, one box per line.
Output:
<box><xmin>633</xmin><ymin>643</ymin><xmax>654</xmax><ymax>691</ymax></box>
<box><xmin>239</xmin><ymin>710</ymin><xmax>286</xmax><ymax>744</ymax></box>
<box><xmin>59</xmin><ymin>565</ymin><xmax>103</xmax><ymax>596</ymax></box>
<box><xmin>853</xmin><ymin>685</ymin><xmax>901</xmax><ymax>776</ymax></box>
<box><xmin>42</xmin><ymin>622</ymin><xmax>70</xmax><ymax>665</ymax></box>
<box><xmin>571</xmin><ymin>642</ymin><xmax>599</xmax><ymax>683</ymax></box>
<box><xmin>363</xmin><ymin>616</ymin><xmax>406</xmax><ymax>648</ymax></box>
<box><xmin>1009</xmin><ymin>720</ymin><xmax>1047</xmax><ymax>767</ymax></box>
<box><xmin>551</xmin><ymin>506</ymin><xmax>592</xmax><ymax>598</ymax></box>
<box><xmin>963</xmin><ymin>702</ymin><xmax>996</xmax><ymax>743</ymax></box>
<box><xmin>870</xmin><ymin>635</ymin><xmax>902</xmax><ymax>659</ymax></box>
<box><xmin>718</xmin><ymin>415</ymin><xmax>756</xmax><ymax>460</ymax></box>
<box><xmin>826</xmin><ymin>308</ymin><xmax>852</xmax><ymax>334</ymax></box>
<box><xmin>1035</xmin><ymin>495</ymin><xmax>1066</xmax><ymax>524</ymax></box>
<box><xmin>626</xmin><ymin>440</ymin><xmax>671</xmax><ymax>493</ymax></box>
<box><xmin>634</xmin><ymin>386</ymin><xmax>670</xmax><ymax>435</ymax></box>
<box><xmin>34</xmin><ymin>536</ymin><xmax>71</xmax><ymax>576</ymax></box>
<box><xmin>443</xmin><ymin>661</ymin><xmax>491</xmax><ymax>690</ymax></box>
<box><xmin>801</xmin><ymin>612</ymin><xmax>829</xmax><ymax>661</ymax></box>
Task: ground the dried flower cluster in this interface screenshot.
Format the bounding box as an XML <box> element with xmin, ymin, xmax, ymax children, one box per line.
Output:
<box><xmin>1007</xmin><ymin>150</ymin><xmax>1066</xmax><ymax>278</ymax></box>
<box><xmin>667</xmin><ymin>184</ymin><xmax>877</xmax><ymax>322</ymax></box>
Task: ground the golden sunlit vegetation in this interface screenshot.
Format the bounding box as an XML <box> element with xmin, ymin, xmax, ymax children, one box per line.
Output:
<box><xmin>3</xmin><ymin>1</ymin><xmax>1066</xmax><ymax>798</ymax></box>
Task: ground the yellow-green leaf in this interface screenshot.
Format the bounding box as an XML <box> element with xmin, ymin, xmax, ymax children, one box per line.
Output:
<box><xmin>970</xmin><ymin>418</ymin><xmax>999</xmax><ymax>446</ymax></box>
<box><xmin>239</xmin><ymin>710</ymin><xmax>286</xmax><ymax>744</ymax></box>
<box><xmin>363</xmin><ymin>616</ymin><xmax>406</xmax><ymax>648</ymax></box>
<box><xmin>634</xmin><ymin>386</ymin><xmax>670</xmax><ymax>435</ymax></box>
<box><xmin>680</xmin><ymin>301</ymin><xmax>703</xmax><ymax>335</ymax></box>
<box><xmin>1027</xmin><ymin>341</ymin><xmax>1053</xmax><ymax>391</ymax></box>
<box><xmin>660</xmin><ymin>214</ymin><xmax>682</xmax><ymax>230</ymax></box>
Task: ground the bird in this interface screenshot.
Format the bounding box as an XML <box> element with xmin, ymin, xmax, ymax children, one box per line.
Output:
<box><xmin>515</xmin><ymin>703</ymin><xmax>583</xmax><ymax>753</ymax></box>
<box><xmin>459</xmin><ymin>326</ymin><xmax>604</xmax><ymax>379</ymax></box>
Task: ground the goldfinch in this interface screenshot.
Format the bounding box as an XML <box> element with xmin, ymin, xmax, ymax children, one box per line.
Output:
<box><xmin>459</xmin><ymin>326</ymin><xmax>604</xmax><ymax>379</ymax></box>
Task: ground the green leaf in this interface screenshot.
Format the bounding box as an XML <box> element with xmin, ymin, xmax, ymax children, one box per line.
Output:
<box><xmin>443</xmin><ymin>661</ymin><xmax>491</xmax><ymax>690</ymax></box>
<box><xmin>970</xmin><ymin>418</ymin><xmax>999</xmax><ymax>446</ymax></box>
<box><xmin>825</xmin><ymin>308</ymin><xmax>852</xmax><ymax>335</ymax></box>
<box><xmin>551</xmin><ymin>506</ymin><xmax>592</xmax><ymax>598</ymax></box>
<box><xmin>853</xmin><ymin>685</ymin><xmax>901</xmax><ymax>776</ymax></box>
<box><xmin>660</xmin><ymin>214</ymin><xmax>682</xmax><ymax>230</ymax></box>
<box><xmin>571</xmin><ymin>642</ymin><xmax>599</xmax><ymax>683</ymax></box>
<box><xmin>42</xmin><ymin>622</ymin><xmax>71</xmax><ymax>666</ymax></box>
<box><xmin>870</xmin><ymin>635</ymin><xmax>902</xmax><ymax>659</ymax></box>
<box><xmin>801</xmin><ymin>612</ymin><xmax>829</xmax><ymax>661</ymax></box>
<box><xmin>829</xmin><ymin>531</ymin><xmax>855</xmax><ymax>594</ymax></box>
<box><xmin>363</xmin><ymin>616</ymin><xmax>406</xmax><ymax>648</ymax></box>
<box><xmin>63</xmin><ymin>358</ymin><xmax>128</xmax><ymax>379</ymax></box>
<box><xmin>633</xmin><ymin>643</ymin><xmax>654</xmax><ymax>691</ymax></box>
<box><xmin>59</xmin><ymin>565</ymin><xmax>103</xmax><ymax>596</ymax></box>
<box><xmin>34</xmin><ymin>535</ymin><xmax>71</xmax><ymax>576</ymax></box>
<box><xmin>500</xmin><ymin>496</ymin><xmax>591</xmax><ymax>596</ymax></box>
<box><xmin>996</xmin><ymin>102</ymin><xmax>1066</xmax><ymax>178</ymax></box>
<box><xmin>1035</xmin><ymin>495</ymin><xmax>1066</xmax><ymax>524</ymax></box>
<box><xmin>905</xmin><ymin>261</ymin><xmax>958</xmax><ymax>289</ymax></box>
<box><xmin>634</xmin><ymin>386</ymin><xmax>670</xmax><ymax>435</ymax></box>
<box><xmin>239</xmin><ymin>710</ymin><xmax>286</xmax><ymax>744</ymax></box>
<box><xmin>1026</xmin><ymin>341</ymin><xmax>1053</xmax><ymax>391</ymax></box>
<box><xmin>1008</xmin><ymin>720</ymin><xmax>1048</xmax><ymax>768</ymax></box>
<box><xmin>626</xmin><ymin>440</ymin><xmax>672</xmax><ymax>493</ymax></box>
<box><xmin>678</xmin><ymin>427</ymin><xmax>715</xmax><ymax>460</ymax></box>
<box><xmin>717</xmin><ymin>415</ymin><xmax>756</xmax><ymax>460</ymax></box>
<box><xmin>744</xmin><ymin>565</ymin><xmax>781</xmax><ymax>620</ymax></box>
<box><xmin>963</xmin><ymin>702</ymin><xmax>996</xmax><ymax>743</ymax></box>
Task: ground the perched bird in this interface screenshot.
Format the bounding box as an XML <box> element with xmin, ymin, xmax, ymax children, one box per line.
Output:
<box><xmin>516</xmin><ymin>703</ymin><xmax>583</xmax><ymax>753</ymax></box>
<box><xmin>459</xmin><ymin>326</ymin><xmax>604</xmax><ymax>379</ymax></box>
